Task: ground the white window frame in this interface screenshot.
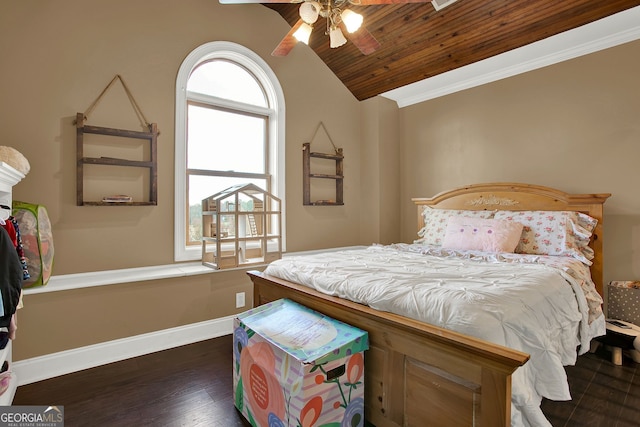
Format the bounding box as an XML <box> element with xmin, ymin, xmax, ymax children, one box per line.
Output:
<box><xmin>174</xmin><ymin>41</ymin><xmax>286</xmax><ymax>261</ymax></box>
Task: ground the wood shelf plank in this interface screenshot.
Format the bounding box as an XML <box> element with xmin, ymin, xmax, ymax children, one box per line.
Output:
<box><xmin>309</xmin><ymin>151</ymin><xmax>344</xmax><ymax>161</ymax></box>
<box><xmin>80</xmin><ymin>201</ymin><xmax>157</xmax><ymax>206</ymax></box>
<box><xmin>81</xmin><ymin>157</ymin><xmax>155</xmax><ymax>168</ymax></box>
<box><xmin>309</xmin><ymin>173</ymin><xmax>343</xmax><ymax>180</ymax></box>
<box><xmin>82</xmin><ymin>124</ymin><xmax>155</xmax><ymax>140</ymax></box>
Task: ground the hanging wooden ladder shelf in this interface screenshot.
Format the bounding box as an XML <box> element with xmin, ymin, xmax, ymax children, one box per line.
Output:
<box><xmin>75</xmin><ymin>75</ymin><xmax>158</xmax><ymax>206</ymax></box>
<box><xmin>302</xmin><ymin>122</ymin><xmax>344</xmax><ymax>206</ymax></box>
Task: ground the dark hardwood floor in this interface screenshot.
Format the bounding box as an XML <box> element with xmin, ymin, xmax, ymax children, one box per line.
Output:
<box><xmin>14</xmin><ymin>335</ymin><xmax>250</xmax><ymax>427</ymax></box>
<box><xmin>541</xmin><ymin>345</ymin><xmax>640</xmax><ymax>427</ymax></box>
<box><xmin>12</xmin><ymin>335</ymin><xmax>640</xmax><ymax>426</ymax></box>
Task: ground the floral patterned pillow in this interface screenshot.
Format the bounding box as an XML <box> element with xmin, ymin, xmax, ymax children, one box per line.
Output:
<box><xmin>493</xmin><ymin>210</ymin><xmax>598</xmax><ymax>264</ymax></box>
<box><xmin>416</xmin><ymin>207</ymin><xmax>495</xmax><ymax>246</ymax></box>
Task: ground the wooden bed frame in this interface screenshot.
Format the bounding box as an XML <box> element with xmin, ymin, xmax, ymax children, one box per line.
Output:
<box><xmin>247</xmin><ymin>183</ymin><xmax>610</xmax><ymax>427</ymax></box>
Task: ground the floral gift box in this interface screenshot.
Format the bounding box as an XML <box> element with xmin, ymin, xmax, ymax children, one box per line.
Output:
<box><xmin>233</xmin><ymin>299</ymin><xmax>369</xmax><ymax>427</ymax></box>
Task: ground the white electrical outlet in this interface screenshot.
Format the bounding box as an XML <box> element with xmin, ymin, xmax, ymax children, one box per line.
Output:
<box><xmin>236</xmin><ymin>292</ymin><xmax>246</xmax><ymax>308</ymax></box>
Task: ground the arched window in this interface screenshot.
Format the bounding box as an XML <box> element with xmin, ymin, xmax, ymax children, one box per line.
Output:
<box><xmin>174</xmin><ymin>41</ymin><xmax>285</xmax><ymax>261</ymax></box>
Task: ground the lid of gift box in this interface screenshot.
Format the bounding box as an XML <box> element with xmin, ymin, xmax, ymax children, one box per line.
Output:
<box><xmin>237</xmin><ymin>298</ymin><xmax>368</xmax><ymax>365</ymax></box>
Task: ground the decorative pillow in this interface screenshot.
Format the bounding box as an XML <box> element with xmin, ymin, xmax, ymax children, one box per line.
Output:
<box><xmin>442</xmin><ymin>217</ymin><xmax>524</xmax><ymax>253</ymax></box>
<box><xmin>416</xmin><ymin>207</ymin><xmax>495</xmax><ymax>246</ymax></box>
<box><xmin>493</xmin><ymin>210</ymin><xmax>598</xmax><ymax>264</ymax></box>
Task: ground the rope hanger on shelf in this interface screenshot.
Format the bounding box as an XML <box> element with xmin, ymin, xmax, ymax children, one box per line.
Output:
<box><xmin>308</xmin><ymin>121</ymin><xmax>340</xmax><ymax>155</ymax></box>
<box><xmin>75</xmin><ymin>74</ymin><xmax>155</xmax><ymax>132</ymax></box>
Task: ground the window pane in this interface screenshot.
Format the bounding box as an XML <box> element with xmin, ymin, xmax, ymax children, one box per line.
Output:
<box><xmin>187</xmin><ymin>60</ymin><xmax>267</xmax><ymax>107</ymax></box>
<box><xmin>187</xmin><ymin>175</ymin><xmax>267</xmax><ymax>244</ymax></box>
<box><xmin>187</xmin><ymin>104</ymin><xmax>266</xmax><ymax>173</ymax></box>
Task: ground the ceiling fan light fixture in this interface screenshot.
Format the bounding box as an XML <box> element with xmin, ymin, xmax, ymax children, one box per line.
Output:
<box><xmin>299</xmin><ymin>1</ymin><xmax>321</xmax><ymax>24</ymax></box>
<box><xmin>341</xmin><ymin>9</ymin><xmax>363</xmax><ymax>33</ymax></box>
<box><xmin>329</xmin><ymin>26</ymin><xmax>347</xmax><ymax>48</ymax></box>
<box><xmin>293</xmin><ymin>22</ymin><xmax>313</xmax><ymax>44</ymax></box>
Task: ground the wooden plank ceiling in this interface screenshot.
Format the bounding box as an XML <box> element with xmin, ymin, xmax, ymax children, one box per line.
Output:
<box><xmin>265</xmin><ymin>0</ymin><xmax>640</xmax><ymax>100</ymax></box>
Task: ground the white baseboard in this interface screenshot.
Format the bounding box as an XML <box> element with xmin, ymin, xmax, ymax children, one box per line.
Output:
<box><xmin>12</xmin><ymin>316</ymin><xmax>235</xmax><ymax>386</ymax></box>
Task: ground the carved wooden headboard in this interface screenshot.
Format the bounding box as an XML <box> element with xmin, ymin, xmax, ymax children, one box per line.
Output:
<box><xmin>412</xmin><ymin>183</ymin><xmax>611</xmax><ymax>295</ymax></box>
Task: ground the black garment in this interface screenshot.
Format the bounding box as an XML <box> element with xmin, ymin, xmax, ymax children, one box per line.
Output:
<box><xmin>0</xmin><ymin>226</ymin><xmax>22</xmax><ymax>327</ymax></box>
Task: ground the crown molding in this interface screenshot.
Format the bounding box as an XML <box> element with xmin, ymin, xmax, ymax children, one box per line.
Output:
<box><xmin>381</xmin><ymin>6</ymin><xmax>640</xmax><ymax>108</ymax></box>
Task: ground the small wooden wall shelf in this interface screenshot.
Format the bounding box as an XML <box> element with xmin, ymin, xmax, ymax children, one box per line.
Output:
<box><xmin>76</xmin><ymin>112</ymin><xmax>158</xmax><ymax>206</ymax></box>
<box><xmin>302</xmin><ymin>142</ymin><xmax>344</xmax><ymax>206</ymax></box>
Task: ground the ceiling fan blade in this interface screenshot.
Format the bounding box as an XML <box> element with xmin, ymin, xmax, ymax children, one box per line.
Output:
<box><xmin>354</xmin><ymin>0</ymin><xmax>432</xmax><ymax>4</ymax></box>
<box><xmin>272</xmin><ymin>19</ymin><xmax>304</xmax><ymax>57</ymax></box>
<box><xmin>346</xmin><ymin>26</ymin><xmax>380</xmax><ymax>55</ymax></box>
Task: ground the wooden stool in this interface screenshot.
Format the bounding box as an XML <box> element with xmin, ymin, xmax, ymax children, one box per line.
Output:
<box><xmin>593</xmin><ymin>319</ymin><xmax>640</xmax><ymax>365</ymax></box>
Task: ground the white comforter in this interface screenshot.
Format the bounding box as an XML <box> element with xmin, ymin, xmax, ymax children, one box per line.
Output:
<box><xmin>263</xmin><ymin>244</ymin><xmax>605</xmax><ymax>427</ymax></box>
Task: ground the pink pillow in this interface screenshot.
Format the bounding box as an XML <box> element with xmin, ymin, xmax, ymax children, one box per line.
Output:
<box><xmin>442</xmin><ymin>217</ymin><xmax>524</xmax><ymax>253</ymax></box>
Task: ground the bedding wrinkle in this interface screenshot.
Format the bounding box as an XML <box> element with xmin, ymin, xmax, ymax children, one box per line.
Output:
<box><xmin>264</xmin><ymin>245</ymin><xmax>605</xmax><ymax>427</ymax></box>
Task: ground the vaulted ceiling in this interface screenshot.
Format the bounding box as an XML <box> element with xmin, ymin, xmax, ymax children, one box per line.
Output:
<box><xmin>264</xmin><ymin>0</ymin><xmax>640</xmax><ymax>101</ymax></box>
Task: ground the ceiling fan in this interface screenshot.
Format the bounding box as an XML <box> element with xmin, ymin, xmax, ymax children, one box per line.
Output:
<box><xmin>219</xmin><ymin>0</ymin><xmax>446</xmax><ymax>57</ymax></box>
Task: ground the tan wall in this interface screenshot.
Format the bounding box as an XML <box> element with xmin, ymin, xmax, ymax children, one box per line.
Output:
<box><xmin>399</xmin><ymin>39</ymin><xmax>640</xmax><ymax>284</ymax></box>
<box><xmin>16</xmin><ymin>270</ymin><xmax>251</xmax><ymax>357</ymax></box>
<box><xmin>0</xmin><ymin>0</ymin><xmax>378</xmax><ymax>360</ymax></box>
<box><xmin>361</xmin><ymin>97</ymin><xmax>401</xmax><ymax>244</ymax></box>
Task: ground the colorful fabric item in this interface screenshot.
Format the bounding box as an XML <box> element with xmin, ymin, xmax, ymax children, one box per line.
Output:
<box><xmin>1</xmin><ymin>220</ymin><xmax>16</xmax><ymax>246</ymax></box>
<box><xmin>9</xmin><ymin>217</ymin><xmax>29</xmax><ymax>280</ymax></box>
<box><xmin>12</xmin><ymin>201</ymin><xmax>53</xmax><ymax>288</ymax></box>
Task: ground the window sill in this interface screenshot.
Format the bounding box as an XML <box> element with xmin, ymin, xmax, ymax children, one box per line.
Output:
<box><xmin>22</xmin><ymin>246</ymin><xmax>366</xmax><ymax>295</ymax></box>
<box><xmin>22</xmin><ymin>262</ymin><xmax>263</xmax><ymax>295</ymax></box>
